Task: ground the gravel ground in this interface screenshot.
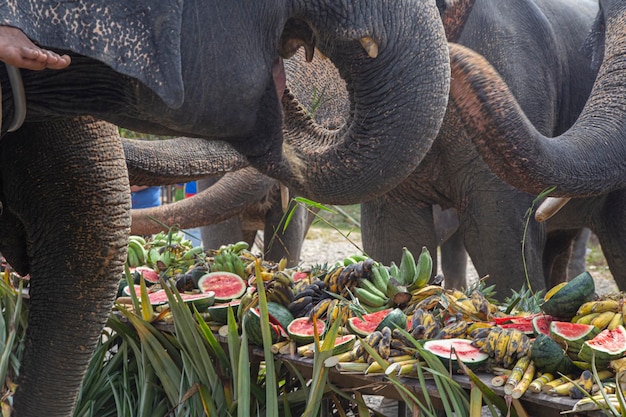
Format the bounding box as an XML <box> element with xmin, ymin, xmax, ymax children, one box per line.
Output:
<box><xmin>298</xmin><ymin>226</ymin><xmax>618</xmax><ymax>296</ymax></box>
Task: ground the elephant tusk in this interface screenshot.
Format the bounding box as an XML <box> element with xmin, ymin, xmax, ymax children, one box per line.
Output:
<box><xmin>359</xmin><ymin>36</ymin><xmax>379</xmax><ymax>58</ymax></box>
<box><xmin>280</xmin><ymin>183</ymin><xmax>290</xmax><ymax>213</ymax></box>
<box><xmin>535</xmin><ymin>197</ymin><xmax>571</xmax><ymax>222</ymax></box>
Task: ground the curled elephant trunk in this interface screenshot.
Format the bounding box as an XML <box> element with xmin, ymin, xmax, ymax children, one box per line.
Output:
<box><xmin>130</xmin><ymin>167</ymin><xmax>275</xmax><ymax>235</ymax></box>
<box><xmin>241</xmin><ymin>0</ymin><xmax>450</xmax><ymax>204</ymax></box>
<box><xmin>448</xmin><ymin>1</ymin><xmax>626</xmax><ymax>197</ymax></box>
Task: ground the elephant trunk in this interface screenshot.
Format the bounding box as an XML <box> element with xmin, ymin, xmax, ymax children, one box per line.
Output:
<box><xmin>131</xmin><ymin>167</ymin><xmax>276</xmax><ymax>235</ymax></box>
<box><xmin>123</xmin><ymin>137</ymin><xmax>250</xmax><ymax>186</ymax></box>
<box><xmin>448</xmin><ymin>2</ymin><xmax>626</xmax><ymax>197</ymax></box>
<box><xmin>245</xmin><ymin>0</ymin><xmax>450</xmax><ymax>204</ymax></box>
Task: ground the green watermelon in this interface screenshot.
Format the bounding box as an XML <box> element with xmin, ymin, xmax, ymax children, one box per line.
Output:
<box><xmin>287</xmin><ymin>317</ymin><xmax>327</xmax><ymax>345</ymax></box>
<box><xmin>578</xmin><ymin>325</ymin><xmax>626</xmax><ymax>367</ymax></box>
<box><xmin>375</xmin><ymin>308</ymin><xmax>407</xmax><ymax>332</ymax></box>
<box><xmin>530</xmin><ymin>333</ymin><xmax>576</xmax><ymax>374</ymax></box>
<box><xmin>423</xmin><ymin>338</ymin><xmax>489</xmax><ymax>370</ymax></box>
<box><xmin>541</xmin><ymin>272</ymin><xmax>595</xmax><ymax>320</ymax></box>
<box><xmin>242</xmin><ymin>307</ymin><xmax>287</xmax><ymax>347</ymax></box>
<box><xmin>206</xmin><ymin>300</ymin><xmax>241</xmax><ymax>324</ymax></box>
<box><xmin>198</xmin><ymin>271</ymin><xmax>247</xmax><ymax>302</ymax></box>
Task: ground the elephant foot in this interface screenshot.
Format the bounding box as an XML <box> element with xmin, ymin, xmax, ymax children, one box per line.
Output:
<box><xmin>0</xmin><ymin>26</ymin><xmax>70</xmax><ymax>70</ymax></box>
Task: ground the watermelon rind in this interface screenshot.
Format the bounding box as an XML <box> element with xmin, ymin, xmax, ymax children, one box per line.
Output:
<box><xmin>530</xmin><ymin>333</ymin><xmax>576</xmax><ymax>374</ymax></box>
<box><xmin>550</xmin><ymin>321</ymin><xmax>600</xmax><ymax>359</ymax></box>
<box><xmin>347</xmin><ymin>308</ymin><xmax>393</xmax><ymax>337</ymax></box>
<box><xmin>375</xmin><ymin>308</ymin><xmax>407</xmax><ymax>332</ymax></box>
<box><xmin>242</xmin><ymin>307</ymin><xmax>286</xmax><ymax>347</ymax></box>
<box><xmin>423</xmin><ymin>338</ymin><xmax>489</xmax><ymax>370</ymax></box>
<box><xmin>287</xmin><ymin>317</ymin><xmax>327</xmax><ymax>345</ymax></box>
<box><xmin>331</xmin><ymin>334</ymin><xmax>357</xmax><ymax>355</ymax></box>
<box><xmin>266</xmin><ymin>302</ymin><xmax>295</xmax><ymax>332</ymax></box>
<box><xmin>541</xmin><ymin>271</ymin><xmax>595</xmax><ymax>320</ymax></box>
<box><xmin>532</xmin><ymin>314</ymin><xmax>553</xmax><ymax>336</ymax></box>
<box><xmin>198</xmin><ymin>271</ymin><xmax>247</xmax><ymax>302</ymax></box>
<box><xmin>578</xmin><ymin>325</ymin><xmax>626</xmax><ymax>367</ymax></box>
<box><xmin>206</xmin><ymin>300</ymin><xmax>241</xmax><ymax>324</ymax></box>
<box><xmin>147</xmin><ymin>290</ymin><xmax>215</xmax><ymax>310</ymax></box>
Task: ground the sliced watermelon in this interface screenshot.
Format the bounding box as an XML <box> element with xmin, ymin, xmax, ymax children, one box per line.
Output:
<box><xmin>287</xmin><ymin>317</ymin><xmax>327</xmax><ymax>345</ymax></box>
<box><xmin>347</xmin><ymin>308</ymin><xmax>393</xmax><ymax>337</ymax></box>
<box><xmin>133</xmin><ymin>266</ymin><xmax>160</xmax><ymax>285</ymax></box>
<box><xmin>578</xmin><ymin>325</ymin><xmax>626</xmax><ymax>366</ymax></box>
<box><xmin>550</xmin><ymin>321</ymin><xmax>600</xmax><ymax>359</ymax></box>
<box><xmin>532</xmin><ymin>314</ymin><xmax>553</xmax><ymax>336</ymax></box>
<box><xmin>147</xmin><ymin>290</ymin><xmax>216</xmax><ymax>310</ymax></box>
<box><xmin>206</xmin><ymin>300</ymin><xmax>241</xmax><ymax>324</ymax></box>
<box><xmin>423</xmin><ymin>338</ymin><xmax>489</xmax><ymax>370</ymax></box>
<box><xmin>198</xmin><ymin>271</ymin><xmax>247</xmax><ymax>302</ymax></box>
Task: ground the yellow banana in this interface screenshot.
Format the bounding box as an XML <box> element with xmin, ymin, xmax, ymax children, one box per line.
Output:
<box><xmin>494</xmin><ymin>329</ymin><xmax>511</xmax><ymax>365</ymax></box>
<box><xmin>378</xmin><ymin>326</ymin><xmax>392</xmax><ymax>359</ymax></box>
<box><xmin>574</xmin><ymin>312</ymin><xmax>600</xmax><ymax>325</ymax></box>
<box><xmin>576</xmin><ymin>299</ymin><xmax>620</xmax><ymax>316</ymax></box>
<box><xmin>607</xmin><ymin>310</ymin><xmax>624</xmax><ymax>330</ymax></box>
<box><xmin>504</xmin><ymin>329</ymin><xmax>523</xmax><ymax>368</ymax></box>
<box><xmin>485</xmin><ymin>327</ymin><xmax>503</xmax><ymax>357</ymax></box>
<box><xmin>590</xmin><ymin>311</ymin><xmax>617</xmax><ymax>330</ymax></box>
<box><xmin>435</xmin><ymin>320</ymin><xmax>468</xmax><ymax>340</ymax></box>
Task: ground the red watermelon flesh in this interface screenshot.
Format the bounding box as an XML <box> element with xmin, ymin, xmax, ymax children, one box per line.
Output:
<box><xmin>198</xmin><ymin>272</ymin><xmax>247</xmax><ymax>301</ymax></box>
<box><xmin>347</xmin><ymin>308</ymin><xmax>393</xmax><ymax>336</ymax></box>
<box><xmin>133</xmin><ymin>266</ymin><xmax>159</xmax><ymax>284</ymax></box>
<box><xmin>147</xmin><ymin>290</ymin><xmax>215</xmax><ymax>306</ymax></box>
<box><xmin>532</xmin><ymin>314</ymin><xmax>553</xmax><ymax>336</ymax></box>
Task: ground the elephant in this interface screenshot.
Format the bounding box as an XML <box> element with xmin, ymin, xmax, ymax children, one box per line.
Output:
<box><xmin>360</xmin><ymin>0</ymin><xmax>605</xmax><ymax>298</ymax></box>
<box><xmin>448</xmin><ymin>0</ymin><xmax>626</xmax><ymax>199</ymax></box>
<box><xmin>0</xmin><ymin>1</ymin><xmax>452</xmax><ymax>415</ymax></box>
<box><xmin>444</xmin><ymin>0</ymin><xmax>626</xmax><ymax>289</ymax></box>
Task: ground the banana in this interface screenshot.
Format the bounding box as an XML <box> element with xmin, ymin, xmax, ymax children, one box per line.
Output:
<box><xmin>355</xmin><ymin>331</ymin><xmax>383</xmax><ymax>360</ymax></box>
<box><xmin>388</xmin><ymin>262</ymin><xmax>401</xmax><ymax>282</ymax></box>
<box><xmin>357</xmin><ymin>276</ymin><xmax>388</xmax><ymax>300</ymax></box>
<box><xmin>378</xmin><ymin>326</ymin><xmax>392</xmax><ymax>359</ymax></box>
<box><xmin>484</xmin><ymin>327</ymin><xmax>504</xmax><ymax>357</ymax></box>
<box><xmin>590</xmin><ymin>311</ymin><xmax>617</xmax><ymax>330</ymax></box>
<box><xmin>128</xmin><ymin>239</ymin><xmax>147</xmax><ymax>266</ymax></box>
<box><xmin>470</xmin><ymin>290</ymin><xmax>491</xmax><ymax>320</ymax></box>
<box><xmin>182</xmin><ymin>246</ymin><xmax>204</xmax><ymax>260</ymax></box>
<box><xmin>231</xmin><ymin>254</ymin><xmax>247</xmax><ymax>279</ymax></box>
<box><xmin>287</xmin><ymin>296</ymin><xmax>313</xmax><ymax>316</ymax></box>
<box><xmin>411</xmin><ymin>284</ymin><xmax>444</xmax><ymax>301</ymax></box>
<box><xmin>435</xmin><ymin>320</ymin><xmax>468</xmax><ymax>340</ymax></box>
<box><xmin>577</xmin><ymin>300</ymin><xmax>620</xmax><ymax>316</ymax></box>
<box><xmin>129</xmin><ymin>235</ymin><xmax>147</xmax><ymax>246</ymax></box>
<box><xmin>504</xmin><ymin>329</ymin><xmax>523</xmax><ymax>368</ymax></box>
<box><xmin>354</xmin><ymin>287</ymin><xmax>389</xmax><ymax>308</ymax></box>
<box><xmin>570</xmin><ymin>370</ymin><xmax>594</xmax><ymax>399</ymax></box>
<box><xmin>421</xmin><ymin>311</ymin><xmax>440</xmax><ymax>340</ymax></box>
<box><xmin>574</xmin><ymin>312</ymin><xmax>600</xmax><ymax>325</ymax></box>
<box><xmin>324</xmin><ymin>267</ymin><xmax>343</xmax><ymax>294</ymax></box>
<box><xmin>309</xmin><ymin>298</ymin><xmax>333</xmax><ymax>320</ymax></box>
<box><xmin>414</xmin><ymin>294</ymin><xmax>441</xmax><ymax>311</ymax></box>
<box><xmin>409</xmin><ymin>246</ymin><xmax>433</xmax><ymax>291</ymax></box>
<box><xmin>370</xmin><ymin>264</ymin><xmax>390</xmax><ymax>295</ymax></box>
<box><xmin>607</xmin><ymin>309</ymin><xmax>624</xmax><ymax>330</ymax></box>
<box><xmin>127</xmin><ymin>245</ymin><xmax>140</xmax><ymax>268</ymax></box>
<box><xmin>409</xmin><ymin>308</ymin><xmax>425</xmax><ymax>330</ymax></box>
<box><xmin>398</xmin><ymin>247</ymin><xmax>417</xmax><ymax>287</ymax></box>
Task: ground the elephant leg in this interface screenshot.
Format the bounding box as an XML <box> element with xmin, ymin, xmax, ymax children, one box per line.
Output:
<box><xmin>460</xmin><ymin>192</ymin><xmax>546</xmax><ymax>300</ymax></box>
<box><xmin>5</xmin><ymin>118</ymin><xmax>130</xmax><ymax>417</ymax></box>
<box><xmin>543</xmin><ymin>229</ymin><xmax>581</xmax><ymax>288</ymax></box>
<box><xmin>263</xmin><ymin>199</ymin><xmax>308</xmax><ymax>267</ymax></box>
<box><xmin>362</xmin><ymin>196</ymin><xmax>438</xmax><ymax>280</ymax></box>
<box><xmin>568</xmin><ymin>228</ymin><xmax>591</xmax><ymax>279</ymax></box>
<box><xmin>594</xmin><ymin>191</ymin><xmax>626</xmax><ymax>290</ymax></box>
<box><xmin>440</xmin><ymin>229</ymin><xmax>468</xmax><ymax>290</ymax></box>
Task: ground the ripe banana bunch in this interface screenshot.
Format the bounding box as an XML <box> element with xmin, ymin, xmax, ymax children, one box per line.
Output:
<box><xmin>287</xmin><ymin>279</ymin><xmax>328</xmax><ymax>318</ymax></box>
<box><xmin>434</xmin><ymin>318</ymin><xmax>469</xmax><ymax>340</ymax></box>
<box><xmin>265</xmin><ymin>272</ymin><xmax>295</xmax><ymax>308</ymax></box>
<box><xmin>324</xmin><ymin>258</ymin><xmax>374</xmax><ymax>297</ymax></box>
<box><xmin>445</xmin><ymin>289</ymin><xmax>496</xmax><ymax>321</ymax></box>
<box><xmin>573</xmin><ymin>299</ymin><xmax>625</xmax><ymax>331</ymax></box>
<box><xmin>472</xmin><ymin>327</ymin><xmax>531</xmax><ymax>368</ymax></box>
<box><xmin>409</xmin><ymin>308</ymin><xmax>440</xmax><ymax>340</ymax></box>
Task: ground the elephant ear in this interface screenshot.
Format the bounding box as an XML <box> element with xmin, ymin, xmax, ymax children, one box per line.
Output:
<box><xmin>0</xmin><ymin>0</ymin><xmax>184</xmax><ymax>107</ymax></box>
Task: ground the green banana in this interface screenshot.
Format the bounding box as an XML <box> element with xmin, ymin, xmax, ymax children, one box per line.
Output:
<box><xmin>231</xmin><ymin>255</ymin><xmax>247</xmax><ymax>279</ymax></box>
<box><xmin>388</xmin><ymin>262</ymin><xmax>401</xmax><ymax>282</ymax></box>
<box><xmin>354</xmin><ymin>287</ymin><xmax>389</xmax><ymax>308</ymax></box>
<box><xmin>129</xmin><ymin>235</ymin><xmax>147</xmax><ymax>246</ymax></box>
<box><xmin>408</xmin><ymin>247</ymin><xmax>433</xmax><ymax>291</ymax></box>
<box><xmin>398</xmin><ymin>247</ymin><xmax>417</xmax><ymax>286</ymax></box>
<box><xmin>127</xmin><ymin>239</ymin><xmax>147</xmax><ymax>266</ymax></box>
<box><xmin>370</xmin><ymin>264</ymin><xmax>390</xmax><ymax>295</ymax></box>
<box><xmin>357</xmin><ymin>277</ymin><xmax>388</xmax><ymax>300</ymax></box>
<box><xmin>182</xmin><ymin>246</ymin><xmax>204</xmax><ymax>260</ymax></box>
<box><xmin>127</xmin><ymin>246</ymin><xmax>140</xmax><ymax>268</ymax></box>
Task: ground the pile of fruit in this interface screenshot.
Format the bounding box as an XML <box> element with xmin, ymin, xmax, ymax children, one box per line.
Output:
<box><xmin>119</xmin><ymin>232</ymin><xmax>626</xmax><ymax>412</ymax></box>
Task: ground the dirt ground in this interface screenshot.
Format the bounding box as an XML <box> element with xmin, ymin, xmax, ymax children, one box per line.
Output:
<box><xmin>298</xmin><ymin>226</ymin><xmax>619</xmax><ymax>296</ymax></box>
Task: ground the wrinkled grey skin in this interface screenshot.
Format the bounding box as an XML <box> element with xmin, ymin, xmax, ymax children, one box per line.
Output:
<box><xmin>449</xmin><ymin>0</ymin><xmax>626</xmax><ymax>198</ymax></box>
<box><xmin>0</xmin><ymin>1</ymin><xmax>451</xmax><ymax>415</ymax></box>
<box><xmin>448</xmin><ymin>0</ymin><xmax>626</xmax><ymax>289</ymax></box>
<box><xmin>362</xmin><ymin>0</ymin><xmax>601</xmax><ymax>298</ymax></box>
